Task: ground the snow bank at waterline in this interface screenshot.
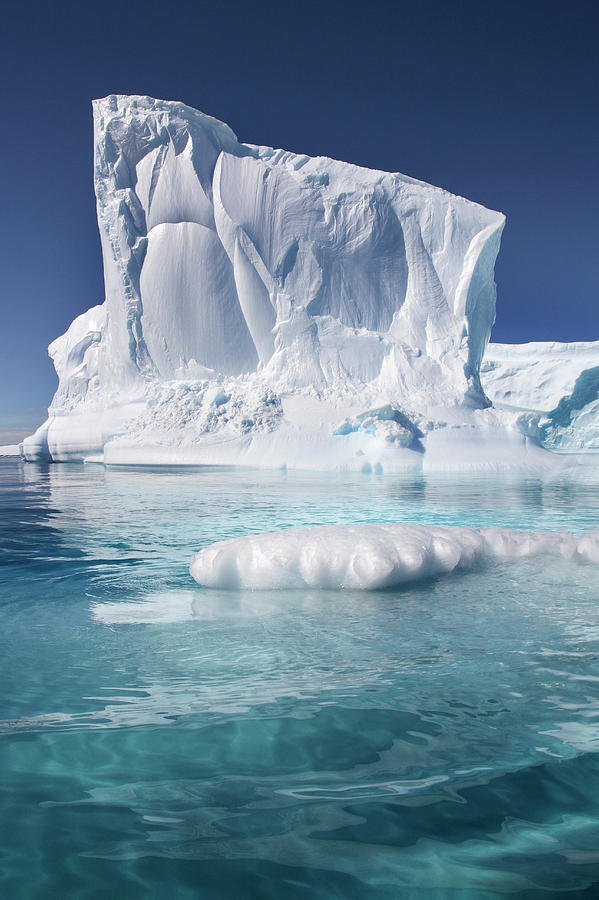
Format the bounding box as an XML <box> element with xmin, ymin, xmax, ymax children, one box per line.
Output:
<box><xmin>189</xmin><ymin>523</ymin><xmax>599</xmax><ymax>591</ymax></box>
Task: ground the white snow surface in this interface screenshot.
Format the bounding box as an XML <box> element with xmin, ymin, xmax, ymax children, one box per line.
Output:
<box><xmin>482</xmin><ymin>342</ymin><xmax>599</xmax><ymax>451</ymax></box>
<box><xmin>483</xmin><ymin>341</ymin><xmax>599</xmax><ymax>412</ymax></box>
<box><xmin>21</xmin><ymin>94</ymin><xmax>512</xmax><ymax>468</ymax></box>
<box><xmin>21</xmin><ymin>95</ymin><xmax>598</xmax><ymax>467</ymax></box>
<box><xmin>189</xmin><ymin>523</ymin><xmax>599</xmax><ymax>591</ymax></box>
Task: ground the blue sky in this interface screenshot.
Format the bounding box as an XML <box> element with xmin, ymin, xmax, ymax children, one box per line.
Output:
<box><xmin>1</xmin><ymin>0</ymin><xmax>597</xmax><ymax>437</ymax></box>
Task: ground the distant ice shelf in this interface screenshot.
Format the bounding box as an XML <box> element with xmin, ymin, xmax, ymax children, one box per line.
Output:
<box><xmin>20</xmin><ymin>95</ymin><xmax>598</xmax><ymax>470</ymax></box>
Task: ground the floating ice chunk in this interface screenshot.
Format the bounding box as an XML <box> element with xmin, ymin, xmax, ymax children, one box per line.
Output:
<box><xmin>189</xmin><ymin>523</ymin><xmax>599</xmax><ymax>591</ymax></box>
<box><xmin>190</xmin><ymin>523</ymin><xmax>487</xmax><ymax>591</ymax></box>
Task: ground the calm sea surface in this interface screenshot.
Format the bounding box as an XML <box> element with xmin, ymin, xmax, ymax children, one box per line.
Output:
<box><xmin>2</xmin><ymin>457</ymin><xmax>599</xmax><ymax>898</ymax></box>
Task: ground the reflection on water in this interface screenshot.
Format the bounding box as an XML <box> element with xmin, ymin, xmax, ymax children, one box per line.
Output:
<box><xmin>2</xmin><ymin>457</ymin><xmax>599</xmax><ymax>897</ymax></box>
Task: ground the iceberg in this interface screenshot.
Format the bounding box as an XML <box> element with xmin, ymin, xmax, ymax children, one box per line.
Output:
<box><xmin>22</xmin><ymin>94</ymin><xmax>512</xmax><ymax>470</ymax></box>
<box><xmin>189</xmin><ymin>523</ymin><xmax>599</xmax><ymax>591</ymax></box>
<box><xmin>0</xmin><ymin>445</ymin><xmax>20</xmax><ymax>457</ymax></box>
<box><xmin>482</xmin><ymin>342</ymin><xmax>599</xmax><ymax>451</ymax></box>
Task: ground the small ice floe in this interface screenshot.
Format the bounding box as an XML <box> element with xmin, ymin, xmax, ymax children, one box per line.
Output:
<box><xmin>190</xmin><ymin>523</ymin><xmax>599</xmax><ymax>591</ymax></box>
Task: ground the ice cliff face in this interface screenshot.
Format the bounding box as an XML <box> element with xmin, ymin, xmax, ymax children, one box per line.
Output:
<box><xmin>23</xmin><ymin>94</ymin><xmax>506</xmax><ymax>466</ymax></box>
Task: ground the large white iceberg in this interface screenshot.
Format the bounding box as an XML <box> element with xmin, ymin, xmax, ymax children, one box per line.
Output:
<box><xmin>21</xmin><ymin>94</ymin><xmax>516</xmax><ymax>470</ymax></box>
<box><xmin>189</xmin><ymin>523</ymin><xmax>599</xmax><ymax>591</ymax></box>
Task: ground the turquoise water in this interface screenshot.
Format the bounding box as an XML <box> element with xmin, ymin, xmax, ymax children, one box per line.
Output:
<box><xmin>2</xmin><ymin>457</ymin><xmax>599</xmax><ymax>898</ymax></box>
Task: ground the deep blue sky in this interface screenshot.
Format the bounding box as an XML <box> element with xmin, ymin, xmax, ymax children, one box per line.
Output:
<box><xmin>1</xmin><ymin>0</ymin><xmax>597</xmax><ymax>436</ymax></box>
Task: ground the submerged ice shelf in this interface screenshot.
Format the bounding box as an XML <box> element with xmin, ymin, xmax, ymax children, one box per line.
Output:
<box><xmin>20</xmin><ymin>95</ymin><xmax>598</xmax><ymax>469</ymax></box>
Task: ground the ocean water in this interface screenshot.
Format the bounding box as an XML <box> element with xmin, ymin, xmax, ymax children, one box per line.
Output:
<box><xmin>2</xmin><ymin>457</ymin><xmax>599</xmax><ymax>898</ymax></box>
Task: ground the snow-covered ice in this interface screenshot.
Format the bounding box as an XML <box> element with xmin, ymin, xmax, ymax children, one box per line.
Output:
<box><xmin>20</xmin><ymin>95</ymin><xmax>598</xmax><ymax>468</ymax></box>
<box><xmin>483</xmin><ymin>341</ymin><xmax>599</xmax><ymax>412</ymax></box>
<box><xmin>482</xmin><ymin>342</ymin><xmax>599</xmax><ymax>451</ymax></box>
<box><xmin>189</xmin><ymin>523</ymin><xmax>599</xmax><ymax>591</ymax></box>
<box><xmin>21</xmin><ymin>94</ymin><xmax>513</xmax><ymax>469</ymax></box>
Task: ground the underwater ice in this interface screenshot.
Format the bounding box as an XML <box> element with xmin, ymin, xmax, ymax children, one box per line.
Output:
<box><xmin>190</xmin><ymin>523</ymin><xmax>599</xmax><ymax>591</ymax></box>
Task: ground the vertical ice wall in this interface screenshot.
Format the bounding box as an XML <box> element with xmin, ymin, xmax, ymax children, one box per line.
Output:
<box><xmin>76</xmin><ymin>94</ymin><xmax>504</xmax><ymax>403</ymax></box>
